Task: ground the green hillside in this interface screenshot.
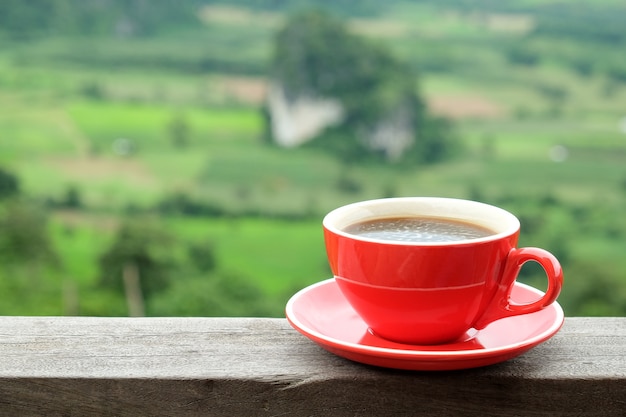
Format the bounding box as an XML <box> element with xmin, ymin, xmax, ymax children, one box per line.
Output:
<box><xmin>1</xmin><ymin>0</ymin><xmax>625</xmax><ymax>317</ymax></box>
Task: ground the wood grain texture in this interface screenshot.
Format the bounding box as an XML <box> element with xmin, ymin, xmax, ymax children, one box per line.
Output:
<box><xmin>0</xmin><ymin>317</ymin><xmax>624</xmax><ymax>416</ymax></box>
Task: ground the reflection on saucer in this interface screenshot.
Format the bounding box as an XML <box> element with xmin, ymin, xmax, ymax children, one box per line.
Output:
<box><xmin>358</xmin><ymin>328</ymin><xmax>486</xmax><ymax>352</ymax></box>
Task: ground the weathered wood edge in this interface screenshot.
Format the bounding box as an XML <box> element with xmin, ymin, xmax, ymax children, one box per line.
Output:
<box><xmin>0</xmin><ymin>317</ymin><xmax>624</xmax><ymax>416</ymax></box>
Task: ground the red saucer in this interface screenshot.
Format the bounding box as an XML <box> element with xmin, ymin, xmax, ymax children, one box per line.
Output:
<box><xmin>286</xmin><ymin>278</ymin><xmax>564</xmax><ymax>371</ymax></box>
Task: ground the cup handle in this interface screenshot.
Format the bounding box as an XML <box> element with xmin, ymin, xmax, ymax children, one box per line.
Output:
<box><xmin>473</xmin><ymin>247</ymin><xmax>563</xmax><ymax>330</ymax></box>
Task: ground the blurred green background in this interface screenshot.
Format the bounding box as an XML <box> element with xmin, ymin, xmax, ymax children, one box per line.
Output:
<box><xmin>1</xmin><ymin>0</ymin><xmax>625</xmax><ymax>317</ymax></box>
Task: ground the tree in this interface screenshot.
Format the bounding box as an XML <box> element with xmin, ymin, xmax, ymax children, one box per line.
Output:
<box><xmin>187</xmin><ymin>238</ymin><xmax>217</xmax><ymax>273</ymax></box>
<box><xmin>0</xmin><ymin>200</ymin><xmax>58</xmax><ymax>266</ymax></box>
<box><xmin>148</xmin><ymin>272</ymin><xmax>273</xmax><ymax>317</ymax></box>
<box><xmin>0</xmin><ymin>167</ymin><xmax>20</xmax><ymax>200</ymax></box>
<box><xmin>167</xmin><ymin>113</ymin><xmax>191</xmax><ymax>148</ymax></box>
<box><xmin>98</xmin><ymin>219</ymin><xmax>179</xmax><ymax>299</ymax></box>
<box><xmin>98</xmin><ymin>218</ymin><xmax>224</xmax><ymax>316</ymax></box>
<box><xmin>61</xmin><ymin>184</ymin><xmax>82</xmax><ymax>209</ymax></box>
<box><xmin>266</xmin><ymin>10</ymin><xmax>458</xmax><ymax>165</ymax></box>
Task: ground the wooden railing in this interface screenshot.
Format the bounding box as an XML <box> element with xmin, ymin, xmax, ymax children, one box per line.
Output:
<box><xmin>0</xmin><ymin>317</ymin><xmax>624</xmax><ymax>416</ymax></box>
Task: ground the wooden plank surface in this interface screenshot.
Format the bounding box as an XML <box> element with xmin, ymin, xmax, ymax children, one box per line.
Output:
<box><xmin>0</xmin><ymin>317</ymin><xmax>624</xmax><ymax>416</ymax></box>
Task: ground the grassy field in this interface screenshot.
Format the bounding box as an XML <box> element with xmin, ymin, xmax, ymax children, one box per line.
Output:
<box><xmin>2</xmin><ymin>1</ymin><xmax>626</xmax><ymax>317</ymax></box>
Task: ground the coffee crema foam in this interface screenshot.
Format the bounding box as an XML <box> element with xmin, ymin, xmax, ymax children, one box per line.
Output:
<box><xmin>343</xmin><ymin>216</ymin><xmax>494</xmax><ymax>243</ymax></box>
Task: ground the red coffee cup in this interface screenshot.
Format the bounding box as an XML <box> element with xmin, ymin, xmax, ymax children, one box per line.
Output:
<box><xmin>323</xmin><ymin>197</ymin><xmax>563</xmax><ymax>345</ymax></box>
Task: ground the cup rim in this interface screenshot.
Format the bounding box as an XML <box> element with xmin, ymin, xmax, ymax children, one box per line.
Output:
<box><xmin>323</xmin><ymin>197</ymin><xmax>520</xmax><ymax>247</ymax></box>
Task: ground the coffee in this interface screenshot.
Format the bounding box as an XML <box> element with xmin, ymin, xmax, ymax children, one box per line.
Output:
<box><xmin>343</xmin><ymin>216</ymin><xmax>494</xmax><ymax>243</ymax></box>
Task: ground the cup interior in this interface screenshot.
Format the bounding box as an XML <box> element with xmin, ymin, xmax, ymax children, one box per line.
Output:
<box><xmin>323</xmin><ymin>197</ymin><xmax>519</xmax><ymax>245</ymax></box>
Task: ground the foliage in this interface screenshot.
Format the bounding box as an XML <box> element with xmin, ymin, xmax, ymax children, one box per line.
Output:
<box><xmin>0</xmin><ymin>167</ymin><xmax>20</xmax><ymax>201</ymax></box>
<box><xmin>157</xmin><ymin>192</ymin><xmax>227</xmax><ymax>218</ymax></box>
<box><xmin>531</xmin><ymin>3</ymin><xmax>626</xmax><ymax>45</ymax></box>
<box><xmin>0</xmin><ymin>0</ymin><xmax>202</xmax><ymax>39</ymax></box>
<box><xmin>167</xmin><ymin>114</ymin><xmax>192</xmax><ymax>148</ymax></box>
<box><xmin>148</xmin><ymin>272</ymin><xmax>273</xmax><ymax>317</ymax></box>
<box><xmin>60</xmin><ymin>185</ymin><xmax>83</xmax><ymax>209</ymax></box>
<box><xmin>210</xmin><ymin>0</ymin><xmax>387</xmax><ymax>18</ymax></box>
<box><xmin>272</xmin><ymin>11</ymin><xmax>406</xmax><ymax>104</ymax></box>
<box><xmin>95</xmin><ymin>216</ymin><xmax>275</xmax><ymax>316</ymax></box>
<box><xmin>404</xmin><ymin>115</ymin><xmax>461</xmax><ymax>166</ymax></box>
<box><xmin>98</xmin><ymin>218</ymin><xmax>183</xmax><ymax>298</ymax></box>
<box><xmin>269</xmin><ymin>10</ymin><xmax>456</xmax><ymax>164</ymax></box>
<box><xmin>0</xmin><ymin>199</ymin><xmax>58</xmax><ymax>267</ymax></box>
